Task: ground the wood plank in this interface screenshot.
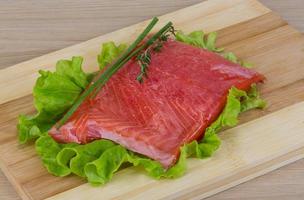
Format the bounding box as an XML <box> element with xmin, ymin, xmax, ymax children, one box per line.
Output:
<box><xmin>47</xmin><ymin>102</ymin><xmax>304</xmax><ymax>200</ymax></box>
<box><xmin>224</xmin><ymin>25</ymin><xmax>304</xmax><ymax>93</ymax></box>
<box><xmin>0</xmin><ymin>0</ymin><xmax>302</xmax><ymax>71</ymax></box>
<box><xmin>0</xmin><ymin>0</ymin><xmax>304</xmax><ymax>199</ymax></box>
<box><xmin>216</xmin><ymin>12</ymin><xmax>287</xmax><ymax>46</ymax></box>
<box><xmin>2</xmin><ymin>79</ymin><xmax>304</xmax><ymax>200</ymax></box>
<box><xmin>261</xmin><ymin>0</ymin><xmax>304</xmax><ymax>32</ymax></box>
<box><xmin>240</xmin><ymin>78</ymin><xmax>304</xmax><ymax>124</ymax></box>
<box><xmin>0</xmin><ymin>0</ymin><xmax>270</xmax><ymax>105</ymax></box>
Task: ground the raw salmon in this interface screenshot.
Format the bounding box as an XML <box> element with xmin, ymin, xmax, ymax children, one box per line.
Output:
<box><xmin>49</xmin><ymin>40</ymin><xmax>264</xmax><ymax>168</ymax></box>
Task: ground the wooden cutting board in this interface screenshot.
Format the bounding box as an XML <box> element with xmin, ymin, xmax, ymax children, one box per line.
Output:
<box><xmin>0</xmin><ymin>0</ymin><xmax>304</xmax><ymax>199</ymax></box>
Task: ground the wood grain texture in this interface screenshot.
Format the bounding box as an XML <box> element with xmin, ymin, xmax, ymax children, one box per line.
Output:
<box><xmin>0</xmin><ymin>0</ymin><xmax>304</xmax><ymax>200</ymax></box>
<box><xmin>46</xmin><ymin>102</ymin><xmax>304</xmax><ymax>200</ymax></box>
<box><xmin>0</xmin><ymin>0</ymin><xmax>270</xmax><ymax>104</ymax></box>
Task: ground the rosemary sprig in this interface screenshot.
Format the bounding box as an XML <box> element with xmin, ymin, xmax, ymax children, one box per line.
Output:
<box><xmin>136</xmin><ymin>25</ymin><xmax>175</xmax><ymax>82</ymax></box>
<box><xmin>56</xmin><ymin>18</ymin><xmax>173</xmax><ymax>128</ymax></box>
<box><xmin>136</xmin><ymin>49</ymin><xmax>151</xmax><ymax>82</ymax></box>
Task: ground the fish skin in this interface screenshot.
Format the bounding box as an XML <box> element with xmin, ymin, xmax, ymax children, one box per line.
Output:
<box><xmin>49</xmin><ymin>40</ymin><xmax>264</xmax><ymax>168</ymax></box>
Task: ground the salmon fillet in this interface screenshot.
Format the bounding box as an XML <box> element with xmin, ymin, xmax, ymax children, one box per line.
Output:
<box><xmin>49</xmin><ymin>40</ymin><xmax>264</xmax><ymax>168</ymax></box>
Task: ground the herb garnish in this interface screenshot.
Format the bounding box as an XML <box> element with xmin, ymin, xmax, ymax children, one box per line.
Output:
<box><xmin>136</xmin><ymin>25</ymin><xmax>175</xmax><ymax>82</ymax></box>
<box><xmin>56</xmin><ymin>18</ymin><xmax>174</xmax><ymax>128</ymax></box>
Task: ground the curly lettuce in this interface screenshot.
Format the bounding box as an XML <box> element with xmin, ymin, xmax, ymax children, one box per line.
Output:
<box><xmin>176</xmin><ymin>31</ymin><xmax>224</xmax><ymax>52</ymax></box>
<box><xmin>176</xmin><ymin>31</ymin><xmax>253</xmax><ymax>68</ymax></box>
<box><xmin>97</xmin><ymin>42</ymin><xmax>127</xmax><ymax>69</ymax></box>
<box><xmin>33</xmin><ymin>85</ymin><xmax>265</xmax><ymax>185</ymax></box>
<box><xmin>18</xmin><ymin>56</ymin><xmax>88</xmax><ymax>144</ymax></box>
<box><xmin>17</xmin><ymin>30</ymin><xmax>266</xmax><ymax>186</ymax></box>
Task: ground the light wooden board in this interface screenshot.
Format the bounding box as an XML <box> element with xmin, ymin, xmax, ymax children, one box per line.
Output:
<box><xmin>47</xmin><ymin>102</ymin><xmax>304</xmax><ymax>200</ymax></box>
<box><xmin>0</xmin><ymin>0</ymin><xmax>303</xmax><ymax>199</ymax></box>
<box><xmin>0</xmin><ymin>0</ymin><xmax>270</xmax><ymax>105</ymax></box>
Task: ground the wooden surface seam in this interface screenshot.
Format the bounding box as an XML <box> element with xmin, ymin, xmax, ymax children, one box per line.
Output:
<box><xmin>0</xmin><ymin>0</ymin><xmax>304</xmax><ymax>200</ymax></box>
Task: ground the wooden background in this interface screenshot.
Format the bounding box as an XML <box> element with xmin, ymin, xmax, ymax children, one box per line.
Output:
<box><xmin>0</xmin><ymin>0</ymin><xmax>303</xmax><ymax>199</ymax></box>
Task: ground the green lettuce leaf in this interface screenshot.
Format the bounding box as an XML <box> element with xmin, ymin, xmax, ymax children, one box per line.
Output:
<box><xmin>241</xmin><ymin>84</ymin><xmax>267</xmax><ymax>111</ymax></box>
<box><xmin>176</xmin><ymin>31</ymin><xmax>253</xmax><ymax>67</ymax></box>
<box><xmin>34</xmin><ymin>70</ymin><xmax>82</xmax><ymax>117</ymax></box>
<box><xmin>18</xmin><ymin>32</ymin><xmax>266</xmax><ymax>186</ymax></box>
<box><xmin>223</xmin><ymin>52</ymin><xmax>253</xmax><ymax>68</ymax></box>
<box><xmin>84</xmin><ymin>145</ymin><xmax>128</xmax><ymax>185</ymax></box>
<box><xmin>97</xmin><ymin>42</ymin><xmax>127</xmax><ymax>69</ymax></box>
<box><xmin>55</xmin><ymin>56</ymin><xmax>88</xmax><ymax>89</ymax></box>
<box><xmin>176</xmin><ymin>31</ymin><xmax>206</xmax><ymax>49</ymax></box>
<box><xmin>176</xmin><ymin>31</ymin><xmax>223</xmax><ymax>52</ymax></box>
<box><xmin>32</xmin><ymin>85</ymin><xmax>265</xmax><ymax>185</ymax></box>
<box><xmin>35</xmin><ymin>135</ymin><xmax>72</xmax><ymax>176</ymax></box>
<box><xmin>17</xmin><ymin>115</ymin><xmax>45</xmax><ymax>144</ymax></box>
<box><xmin>57</xmin><ymin>140</ymin><xmax>116</xmax><ymax>177</ymax></box>
<box><xmin>17</xmin><ymin>56</ymin><xmax>88</xmax><ymax>144</ymax></box>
